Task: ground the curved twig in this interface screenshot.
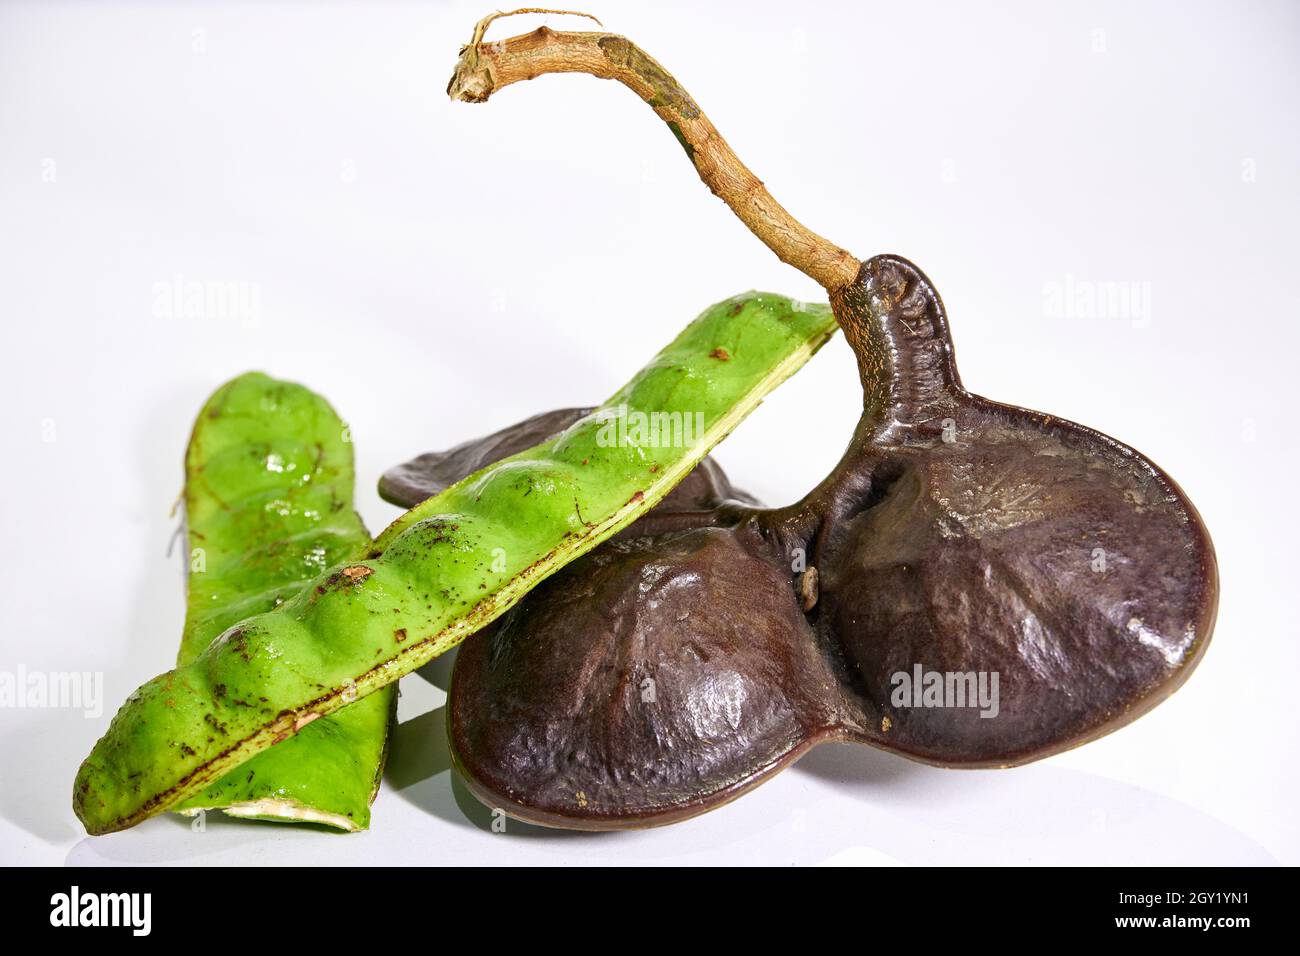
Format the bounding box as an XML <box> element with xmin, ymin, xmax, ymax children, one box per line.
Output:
<box><xmin>447</xmin><ymin>10</ymin><xmax>861</xmax><ymax>293</ymax></box>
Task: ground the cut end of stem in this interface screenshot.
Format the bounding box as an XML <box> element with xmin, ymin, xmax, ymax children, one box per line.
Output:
<box><xmin>449</xmin><ymin>8</ymin><xmax>602</xmax><ymax>102</ymax></box>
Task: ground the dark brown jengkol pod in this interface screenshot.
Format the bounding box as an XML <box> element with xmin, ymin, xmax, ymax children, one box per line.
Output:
<box><xmin>424</xmin><ymin>16</ymin><xmax>1216</xmax><ymax>828</ymax></box>
<box><xmin>383</xmin><ymin>256</ymin><xmax>1217</xmax><ymax>830</ymax></box>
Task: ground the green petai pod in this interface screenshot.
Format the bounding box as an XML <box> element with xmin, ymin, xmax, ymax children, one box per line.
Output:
<box><xmin>171</xmin><ymin>372</ymin><xmax>394</xmax><ymax>831</ymax></box>
<box><xmin>74</xmin><ymin>293</ymin><xmax>838</xmax><ymax>834</ymax></box>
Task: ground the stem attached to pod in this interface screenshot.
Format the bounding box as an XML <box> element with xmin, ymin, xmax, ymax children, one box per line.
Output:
<box><xmin>447</xmin><ymin>9</ymin><xmax>861</xmax><ymax>294</ymax></box>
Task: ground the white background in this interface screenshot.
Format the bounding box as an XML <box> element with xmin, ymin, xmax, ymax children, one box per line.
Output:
<box><xmin>1</xmin><ymin>0</ymin><xmax>1296</xmax><ymax>865</ymax></box>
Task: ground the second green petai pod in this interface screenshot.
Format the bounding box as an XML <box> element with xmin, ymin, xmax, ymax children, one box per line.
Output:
<box><xmin>172</xmin><ymin>372</ymin><xmax>393</xmax><ymax>831</ymax></box>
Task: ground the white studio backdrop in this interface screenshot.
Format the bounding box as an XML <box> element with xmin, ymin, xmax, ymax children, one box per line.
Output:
<box><xmin>0</xmin><ymin>0</ymin><xmax>1296</xmax><ymax>865</ymax></box>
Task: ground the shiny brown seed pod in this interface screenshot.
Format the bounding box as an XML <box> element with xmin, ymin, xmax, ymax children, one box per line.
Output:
<box><xmin>382</xmin><ymin>254</ymin><xmax>1217</xmax><ymax>830</ymax></box>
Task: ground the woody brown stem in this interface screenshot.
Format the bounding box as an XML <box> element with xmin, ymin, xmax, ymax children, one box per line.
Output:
<box><xmin>447</xmin><ymin>11</ymin><xmax>862</xmax><ymax>294</ymax></box>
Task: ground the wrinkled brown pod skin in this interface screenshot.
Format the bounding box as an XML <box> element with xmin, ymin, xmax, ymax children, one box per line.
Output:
<box><xmin>384</xmin><ymin>257</ymin><xmax>1218</xmax><ymax>829</ymax></box>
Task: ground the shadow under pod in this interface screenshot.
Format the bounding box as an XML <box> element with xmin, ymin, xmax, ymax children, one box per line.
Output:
<box><xmin>413</xmin><ymin>646</ymin><xmax>458</xmax><ymax>692</ymax></box>
<box><xmin>792</xmin><ymin>739</ymin><xmax>929</xmax><ymax>789</ymax></box>
<box><xmin>0</xmin><ymin>710</ymin><xmax>99</xmax><ymax>845</ymax></box>
<box><xmin>385</xmin><ymin>704</ymin><xmax>605</xmax><ymax>840</ymax></box>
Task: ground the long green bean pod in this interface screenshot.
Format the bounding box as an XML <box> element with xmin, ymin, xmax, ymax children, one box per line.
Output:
<box><xmin>74</xmin><ymin>293</ymin><xmax>836</xmax><ymax>834</ymax></box>
<box><xmin>170</xmin><ymin>372</ymin><xmax>394</xmax><ymax>831</ymax></box>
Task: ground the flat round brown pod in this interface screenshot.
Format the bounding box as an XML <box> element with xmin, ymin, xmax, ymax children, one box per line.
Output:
<box><xmin>450</xmin><ymin>529</ymin><xmax>848</xmax><ymax>829</ymax></box>
<box><xmin>383</xmin><ymin>257</ymin><xmax>1216</xmax><ymax>829</ymax></box>
<box><xmin>805</xmin><ymin>257</ymin><xmax>1217</xmax><ymax>766</ymax></box>
<box><xmin>422</xmin><ymin>19</ymin><xmax>1216</xmax><ymax>828</ymax></box>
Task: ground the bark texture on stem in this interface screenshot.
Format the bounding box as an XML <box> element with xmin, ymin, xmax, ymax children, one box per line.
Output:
<box><xmin>448</xmin><ymin>18</ymin><xmax>861</xmax><ymax>293</ymax></box>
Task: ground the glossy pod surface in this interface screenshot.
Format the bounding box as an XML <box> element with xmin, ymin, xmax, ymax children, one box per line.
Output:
<box><xmin>429</xmin><ymin>21</ymin><xmax>1216</xmax><ymax>828</ymax></box>
<box><xmin>388</xmin><ymin>257</ymin><xmax>1218</xmax><ymax>829</ymax></box>
<box><xmin>172</xmin><ymin>373</ymin><xmax>393</xmax><ymax>830</ymax></box>
<box><xmin>73</xmin><ymin>293</ymin><xmax>837</xmax><ymax>834</ymax></box>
